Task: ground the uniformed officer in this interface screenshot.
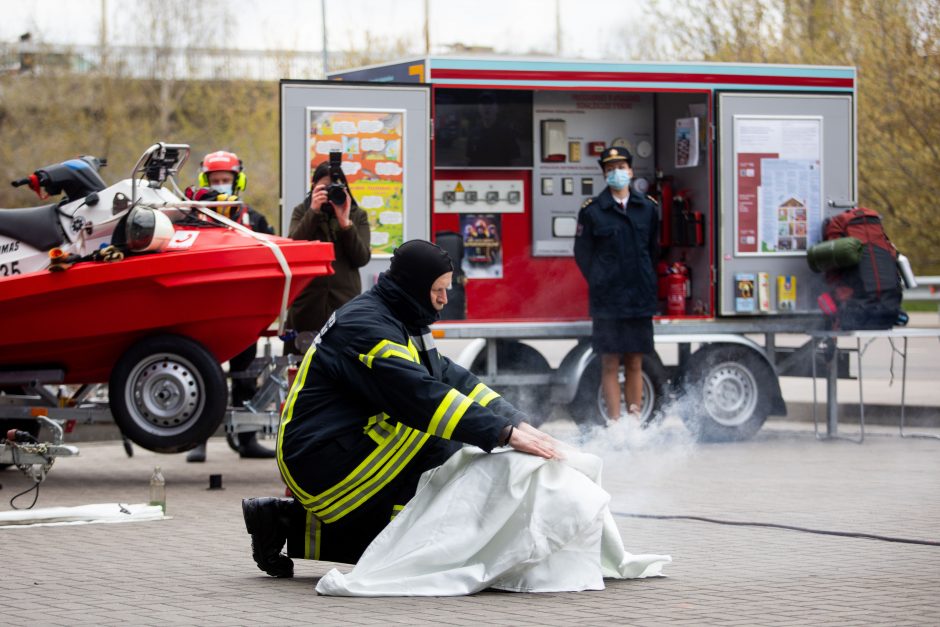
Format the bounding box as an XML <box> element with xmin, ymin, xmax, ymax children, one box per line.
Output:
<box><xmin>241</xmin><ymin>240</ymin><xmax>562</xmax><ymax>577</ymax></box>
<box><xmin>574</xmin><ymin>147</ymin><xmax>660</xmax><ymax>422</ymax></box>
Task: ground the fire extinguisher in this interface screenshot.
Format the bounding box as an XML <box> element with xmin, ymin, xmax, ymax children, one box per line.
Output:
<box><xmin>666</xmin><ymin>260</ymin><xmax>692</xmax><ymax>316</ymax></box>
<box><xmin>665</xmin><ymin>263</ymin><xmax>689</xmax><ymax>316</ymax></box>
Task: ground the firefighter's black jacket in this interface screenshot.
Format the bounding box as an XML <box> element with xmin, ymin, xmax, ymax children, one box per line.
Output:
<box><xmin>277</xmin><ymin>272</ymin><xmax>527</xmax><ymax>524</ymax></box>
<box><xmin>574</xmin><ymin>187</ymin><xmax>660</xmax><ymax>319</ymax></box>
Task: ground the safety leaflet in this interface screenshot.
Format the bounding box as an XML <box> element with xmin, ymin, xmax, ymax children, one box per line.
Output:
<box><xmin>733</xmin><ymin>116</ymin><xmax>822</xmax><ymax>256</ymax></box>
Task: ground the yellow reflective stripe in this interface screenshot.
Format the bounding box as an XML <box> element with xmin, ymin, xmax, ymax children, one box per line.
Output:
<box><xmin>306</xmin><ymin>427</ymin><xmax>411</xmax><ymax>512</ymax></box>
<box><xmin>304</xmin><ymin>509</ymin><xmax>312</xmax><ymax>559</ymax></box>
<box><xmin>365</xmin><ymin>413</ymin><xmax>396</xmax><ymax>444</ymax></box>
<box><xmin>407</xmin><ymin>338</ymin><xmax>420</xmax><ymax>362</ymax></box>
<box><xmin>276</xmin><ymin>348</ymin><xmax>318</xmax><ymax>504</ymax></box>
<box><xmin>359</xmin><ymin>339</ymin><xmax>390</xmax><ymax>368</ymax></box>
<box><xmin>359</xmin><ymin>339</ymin><xmax>417</xmax><ymax>368</ymax></box>
<box><xmin>390</xmin><ymin>504</ymin><xmax>404</xmax><ymax>521</ymax></box>
<box><xmin>442</xmin><ymin>395</ymin><xmax>473</xmax><ymax>439</ymax></box>
<box><xmin>303</xmin><ymin>510</ymin><xmax>323</xmax><ymax>560</ymax></box>
<box><xmin>380</xmin><ymin>347</ymin><xmax>413</xmax><ymax>361</ymax></box>
<box><xmin>427</xmin><ymin>389</ymin><xmax>472</xmax><ymax>438</ymax></box>
<box><xmin>427</xmin><ymin>389</ymin><xmax>458</xmax><ymax>435</ymax></box>
<box><xmin>467</xmin><ymin>383</ymin><xmax>488</xmax><ymax>401</ymax></box>
<box><xmin>468</xmin><ymin>382</ymin><xmax>500</xmax><ymax>407</ymax></box>
<box><xmin>319</xmin><ymin>430</ymin><xmax>430</xmax><ymax>524</ymax></box>
<box><xmin>479</xmin><ymin>390</ymin><xmax>499</xmax><ymax>406</ymax></box>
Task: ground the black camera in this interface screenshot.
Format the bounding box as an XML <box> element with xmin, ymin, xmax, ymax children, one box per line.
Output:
<box><xmin>325</xmin><ymin>150</ymin><xmax>347</xmax><ymax>210</ymax></box>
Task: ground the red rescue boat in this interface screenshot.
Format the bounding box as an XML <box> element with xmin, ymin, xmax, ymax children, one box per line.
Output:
<box><xmin>0</xmin><ymin>227</ymin><xmax>333</xmax><ymax>383</ymax></box>
<box><xmin>0</xmin><ymin>143</ymin><xmax>333</xmax><ymax>453</ymax></box>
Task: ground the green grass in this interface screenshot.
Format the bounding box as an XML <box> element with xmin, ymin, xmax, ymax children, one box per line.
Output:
<box><xmin>904</xmin><ymin>300</ymin><xmax>940</xmax><ymax>312</ymax></box>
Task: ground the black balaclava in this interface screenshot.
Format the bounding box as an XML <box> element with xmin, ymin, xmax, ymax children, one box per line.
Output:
<box><xmin>386</xmin><ymin>239</ymin><xmax>453</xmax><ymax>316</ymax></box>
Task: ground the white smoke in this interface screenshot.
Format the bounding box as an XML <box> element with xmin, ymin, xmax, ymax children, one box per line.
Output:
<box><xmin>546</xmin><ymin>389</ymin><xmax>703</xmax><ymax>516</ymax></box>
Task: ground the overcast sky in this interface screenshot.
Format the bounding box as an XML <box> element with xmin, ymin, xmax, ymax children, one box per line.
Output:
<box><xmin>1</xmin><ymin>0</ymin><xmax>653</xmax><ymax>60</ymax></box>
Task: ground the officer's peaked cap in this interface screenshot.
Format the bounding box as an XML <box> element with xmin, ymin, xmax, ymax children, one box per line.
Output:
<box><xmin>598</xmin><ymin>147</ymin><xmax>633</xmax><ymax>167</ymax></box>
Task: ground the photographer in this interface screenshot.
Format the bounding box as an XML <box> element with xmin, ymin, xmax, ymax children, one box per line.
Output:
<box><xmin>286</xmin><ymin>154</ymin><xmax>371</xmax><ymax>353</ymax></box>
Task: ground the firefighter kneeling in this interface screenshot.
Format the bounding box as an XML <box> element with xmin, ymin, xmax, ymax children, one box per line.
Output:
<box><xmin>242</xmin><ymin>240</ymin><xmax>561</xmax><ymax>575</ymax></box>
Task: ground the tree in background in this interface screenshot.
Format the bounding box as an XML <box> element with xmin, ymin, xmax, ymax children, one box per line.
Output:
<box><xmin>648</xmin><ymin>0</ymin><xmax>940</xmax><ymax>274</ymax></box>
<box><xmin>0</xmin><ymin>1</ymin><xmax>409</xmax><ymax>233</ymax></box>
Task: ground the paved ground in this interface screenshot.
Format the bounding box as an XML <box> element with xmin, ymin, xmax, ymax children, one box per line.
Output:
<box><xmin>2</xmin><ymin>418</ymin><xmax>938</xmax><ymax>626</ymax></box>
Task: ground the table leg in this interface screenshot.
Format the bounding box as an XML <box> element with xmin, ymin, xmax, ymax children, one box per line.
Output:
<box><xmin>899</xmin><ymin>336</ymin><xmax>940</xmax><ymax>440</ymax></box>
<box><xmin>827</xmin><ymin>338</ymin><xmax>839</xmax><ymax>437</ymax></box>
<box><xmin>856</xmin><ymin>337</ymin><xmax>865</xmax><ymax>443</ymax></box>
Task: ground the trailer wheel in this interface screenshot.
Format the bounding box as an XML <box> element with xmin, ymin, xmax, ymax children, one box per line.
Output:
<box><xmin>470</xmin><ymin>340</ymin><xmax>552</xmax><ymax>426</ymax></box>
<box><xmin>109</xmin><ymin>335</ymin><xmax>227</xmax><ymax>454</ymax></box>
<box><xmin>568</xmin><ymin>354</ymin><xmax>667</xmax><ymax>429</ymax></box>
<box><xmin>680</xmin><ymin>344</ymin><xmax>773</xmax><ymax>442</ymax></box>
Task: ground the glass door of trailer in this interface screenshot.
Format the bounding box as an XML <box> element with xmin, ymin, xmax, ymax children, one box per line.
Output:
<box><xmin>280</xmin><ymin>80</ymin><xmax>432</xmax><ymax>287</ymax></box>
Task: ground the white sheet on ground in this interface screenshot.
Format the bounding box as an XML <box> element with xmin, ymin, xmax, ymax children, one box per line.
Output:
<box><xmin>316</xmin><ymin>447</ymin><xmax>671</xmax><ymax>596</ymax></box>
<box><xmin>0</xmin><ymin>503</ymin><xmax>165</xmax><ymax>528</ymax></box>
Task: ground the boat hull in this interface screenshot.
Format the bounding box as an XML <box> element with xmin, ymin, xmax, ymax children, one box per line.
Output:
<box><xmin>0</xmin><ymin>227</ymin><xmax>334</xmax><ymax>383</ymax></box>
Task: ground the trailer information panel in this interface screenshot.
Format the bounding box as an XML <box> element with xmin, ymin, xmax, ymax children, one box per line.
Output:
<box><xmin>718</xmin><ymin>93</ymin><xmax>854</xmax><ymax>316</ymax></box>
<box><xmin>733</xmin><ymin>116</ymin><xmax>823</xmax><ymax>256</ymax></box>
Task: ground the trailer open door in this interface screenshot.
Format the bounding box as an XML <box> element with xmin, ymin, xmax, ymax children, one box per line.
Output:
<box><xmin>716</xmin><ymin>92</ymin><xmax>856</xmax><ymax>316</ymax></box>
<box><xmin>280</xmin><ymin>81</ymin><xmax>432</xmax><ymax>285</ymax></box>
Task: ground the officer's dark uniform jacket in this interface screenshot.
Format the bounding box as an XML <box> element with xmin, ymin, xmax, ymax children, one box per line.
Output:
<box><xmin>574</xmin><ymin>187</ymin><xmax>660</xmax><ymax>319</ymax></box>
<box><xmin>277</xmin><ymin>272</ymin><xmax>526</xmax><ymax>554</ymax></box>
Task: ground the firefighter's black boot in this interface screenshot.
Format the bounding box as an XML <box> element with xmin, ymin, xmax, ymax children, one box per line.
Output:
<box><xmin>237</xmin><ymin>432</ymin><xmax>276</xmax><ymax>459</ymax></box>
<box><xmin>242</xmin><ymin>497</ymin><xmax>294</xmax><ymax>578</ymax></box>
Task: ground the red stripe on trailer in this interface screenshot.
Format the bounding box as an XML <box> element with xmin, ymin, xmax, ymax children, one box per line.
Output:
<box><xmin>430</xmin><ymin>69</ymin><xmax>854</xmax><ymax>88</ymax></box>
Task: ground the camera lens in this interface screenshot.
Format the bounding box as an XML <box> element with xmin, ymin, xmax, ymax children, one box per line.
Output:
<box><xmin>327</xmin><ymin>183</ymin><xmax>347</xmax><ymax>206</ymax></box>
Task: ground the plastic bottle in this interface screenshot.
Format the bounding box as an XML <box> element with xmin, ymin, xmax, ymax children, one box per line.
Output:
<box><xmin>149</xmin><ymin>466</ymin><xmax>166</xmax><ymax>514</ymax></box>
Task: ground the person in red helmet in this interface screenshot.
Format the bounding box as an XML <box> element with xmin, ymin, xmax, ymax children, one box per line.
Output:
<box><xmin>186</xmin><ymin>150</ymin><xmax>276</xmax><ymax>462</ymax></box>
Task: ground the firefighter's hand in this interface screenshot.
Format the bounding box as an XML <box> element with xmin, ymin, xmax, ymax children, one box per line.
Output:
<box><xmin>509</xmin><ymin>422</ymin><xmax>565</xmax><ymax>460</ymax></box>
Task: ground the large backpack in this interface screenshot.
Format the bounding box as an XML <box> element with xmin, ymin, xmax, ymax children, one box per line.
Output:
<box><xmin>820</xmin><ymin>207</ymin><xmax>903</xmax><ymax>330</ymax></box>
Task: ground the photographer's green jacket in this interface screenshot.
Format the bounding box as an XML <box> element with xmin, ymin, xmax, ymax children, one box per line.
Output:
<box><xmin>286</xmin><ymin>194</ymin><xmax>372</xmax><ymax>336</ymax></box>
<box><xmin>277</xmin><ymin>273</ymin><xmax>526</xmax><ymax>526</ymax></box>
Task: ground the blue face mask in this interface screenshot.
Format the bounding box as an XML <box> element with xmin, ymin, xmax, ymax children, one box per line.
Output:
<box><xmin>211</xmin><ymin>184</ymin><xmax>234</xmax><ymax>195</ymax></box>
<box><xmin>606</xmin><ymin>168</ymin><xmax>631</xmax><ymax>190</ymax></box>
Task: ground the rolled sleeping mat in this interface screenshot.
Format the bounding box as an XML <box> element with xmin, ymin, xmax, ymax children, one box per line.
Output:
<box><xmin>806</xmin><ymin>236</ymin><xmax>863</xmax><ymax>273</ymax></box>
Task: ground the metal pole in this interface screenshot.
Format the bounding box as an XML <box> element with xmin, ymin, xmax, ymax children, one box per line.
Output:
<box><xmin>100</xmin><ymin>0</ymin><xmax>108</xmax><ymax>68</ymax></box>
<box><xmin>424</xmin><ymin>0</ymin><xmax>430</xmax><ymax>55</ymax></box>
<box><xmin>555</xmin><ymin>0</ymin><xmax>562</xmax><ymax>55</ymax></box>
<box><xmin>321</xmin><ymin>0</ymin><xmax>328</xmax><ymax>76</ymax></box>
<box><xmin>826</xmin><ymin>338</ymin><xmax>839</xmax><ymax>436</ymax></box>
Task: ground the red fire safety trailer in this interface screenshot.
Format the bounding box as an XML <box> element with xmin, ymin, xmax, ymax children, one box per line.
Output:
<box><xmin>280</xmin><ymin>56</ymin><xmax>858</xmax><ymax>441</ymax></box>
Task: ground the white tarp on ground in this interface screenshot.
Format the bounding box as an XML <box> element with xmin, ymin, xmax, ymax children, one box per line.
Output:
<box><xmin>0</xmin><ymin>503</ymin><xmax>165</xmax><ymax>528</ymax></box>
<box><xmin>316</xmin><ymin>447</ymin><xmax>671</xmax><ymax>596</ymax></box>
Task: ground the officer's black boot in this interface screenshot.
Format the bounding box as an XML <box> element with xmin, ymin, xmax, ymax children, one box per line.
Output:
<box><xmin>242</xmin><ymin>497</ymin><xmax>294</xmax><ymax>578</ymax></box>
<box><xmin>186</xmin><ymin>442</ymin><xmax>207</xmax><ymax>463</ymax></box>
<box><xmin>237</xmin><ymin>432</ymin><xmax>276</xmax><ymax>459</ymax></box>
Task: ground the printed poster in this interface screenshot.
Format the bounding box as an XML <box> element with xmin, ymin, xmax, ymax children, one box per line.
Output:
<box><xmin>460</xmin><ymin>214</ymin><xmax>503</xmax><ymax>279</ymax></box>
<box><xmin>307</xmin><ymin>108</ymin><xmax>404</xmax><ymax>257</ymax></box>
<box><xmin>734</xmin><ymin>273</ymin><xmax>756</xmax><ymax>313</ymax></box>
<box><xmin>733</xmin><ymin>116</ymin><xmax>823</xmax><ymax>255</ymax></box>
<box><xmin>675</xmin><ymin>117</ymin><xmax>699</xmax><ymax>168</ymax></box>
